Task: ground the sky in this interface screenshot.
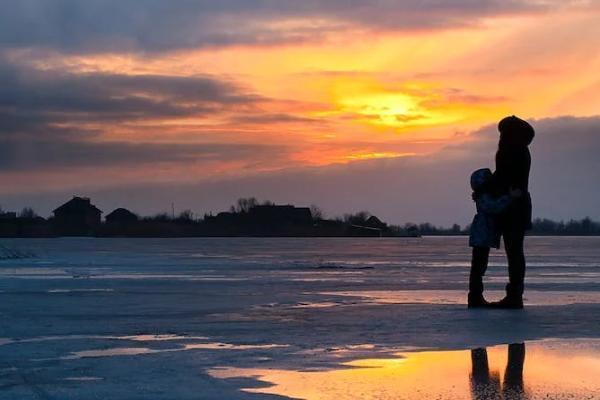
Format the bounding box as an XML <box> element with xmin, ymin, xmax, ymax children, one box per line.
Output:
<box><xmin>1</xmin><ymin>0</ymin><xmax>599</xmax><ymax>225</ymax></box>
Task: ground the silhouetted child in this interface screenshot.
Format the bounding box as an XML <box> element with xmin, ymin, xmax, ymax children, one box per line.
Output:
<box><xmin>468</xmin><ymin>168</ymin><xmax>521</xmax><ymax>308</ymax></box>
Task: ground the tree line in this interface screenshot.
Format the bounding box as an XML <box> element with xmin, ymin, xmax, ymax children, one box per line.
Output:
<box><xmin>2</xmin><ymin>200</ymin><xmax>600</xmax><ymax>236</ymax></box>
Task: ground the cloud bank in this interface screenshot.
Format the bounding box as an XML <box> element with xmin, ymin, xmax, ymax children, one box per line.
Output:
<box><xmin>0</xmin><ymin>0</ymin><xmax>592</xmax><ymax>52</ymax></box>
<box><xmin>0</xmin><ymin>55</ymin><xmax>291</xmax><ymax>171</ymax></box>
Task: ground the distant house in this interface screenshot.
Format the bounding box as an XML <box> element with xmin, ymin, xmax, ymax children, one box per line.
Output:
<box><xmin>365</xmin><ymin>215</ymin><xmax>387</xmax><ymax>230</ymax></box>
<box><xmin>214</xmin><ymin>212</ymin><xmax>236</xmax><ymax>222</ymax></box>
<box><xmin>0</xmin><ymin>212</ymin><xmax>18</xmax><ymax>237</ymax></box>
<box><xmin>105</xmin><ymin>208</ymin><xmax>138</xmax><ymax>224</ymax></box>
<box><xmin>0</xmin><ymin>212</ymin><xmax>17</xmax><ymax>220</ymax></box>
<box><xmin>53</xmin><ymin>197</ymin><xmax>102</xmax><ymax>236</ymax></box>
<box><xmin>249</xmin><ymin>205</ymin><xmax>313</xmax><ymax>226</ymax></box>
<box><xmin>346</xmin><ymin>215</ymin><xmax>388</xmax><ymax>237</ymax></box>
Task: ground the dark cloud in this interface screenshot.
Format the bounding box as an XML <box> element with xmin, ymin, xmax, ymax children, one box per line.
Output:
<box><xmin>0</xmin><ymin>139</ymin><xmax>284</xmax><ymax>171</ymax></box>
<box><xmin>227</xmin><ymin>113</ymin><xmax>322</xmax><ymax>125</ymax></box>
<box><xmin>0</xmin><ymin>56</ymin><xmax>287</xmax><ymax>172</ymax></box>
<box><xmin>0</xmin><ymin>58</ymin><xmax>259</xmax><ymax>139</ymax></box>
<box><xmin>0</xmin><ymin>1</ymin><xmax>589</xmax><ymax>52</ymax></box>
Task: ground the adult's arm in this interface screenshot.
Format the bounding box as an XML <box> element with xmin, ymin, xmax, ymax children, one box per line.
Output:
<box><xmin>478</xmin><ymin>194</ymin><xmax>513</xmax><ymax>215</ymax></box>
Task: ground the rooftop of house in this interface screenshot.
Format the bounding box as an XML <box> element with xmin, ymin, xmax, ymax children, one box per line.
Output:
<box><xmin>106</xmin><ymin>208</ymin><xmax>138</xmax><ymax>219</ymax></box>
<box><xmin>53</xmin><ymin>197</ymin><xmax>102</xmax><ymax>214</ymax></box>
<box><xmin>366</xmin><ymin>215</ymin><xmax>387</xmax><ymax>228</ymax></box>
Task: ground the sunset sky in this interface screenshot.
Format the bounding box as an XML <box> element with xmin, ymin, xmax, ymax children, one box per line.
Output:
<box><xmin>1</xmin><ymin>0</ymin><xmax>599</xmax><ymax>224</ymax></box>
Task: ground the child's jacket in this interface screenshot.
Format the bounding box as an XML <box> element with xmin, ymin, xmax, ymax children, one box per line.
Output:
<box><xmin>469</xmin><ymin>193</ymin><xmax>512</xmax><ymax>248</ymax></box>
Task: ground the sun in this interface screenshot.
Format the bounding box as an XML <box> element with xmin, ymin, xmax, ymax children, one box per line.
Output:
<box><xmin>340</xmin><ymin>93</ymin><xmax>421</xmax><ymax>127</ymax></box>
<box><xmin>339</xmin><ymin>90</ymin><xmax>464</xmax><ymax>129</ymax></box>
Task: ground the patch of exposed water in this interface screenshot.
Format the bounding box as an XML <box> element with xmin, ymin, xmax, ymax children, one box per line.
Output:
<box><xmin>209</xmin><ymin>339</ymin><xmax>600</xmax><ymax>400</ymax></box>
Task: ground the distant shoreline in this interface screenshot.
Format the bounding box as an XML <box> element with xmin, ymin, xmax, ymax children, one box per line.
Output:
<box><xmin>3</xmin><ymin>234</ymin><xmax>600</xmax><ymax>239</ymax></box>
<box><xmin>3</xmin><ymin>196</ymin><xmax>599</xmax><ymax>238</ymax></box>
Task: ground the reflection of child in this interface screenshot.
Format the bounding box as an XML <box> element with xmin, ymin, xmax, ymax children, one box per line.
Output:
<box><xmin>468</xmin><ymin>168</ymin><xmax>521</xmax><ymax>308</ymax></box>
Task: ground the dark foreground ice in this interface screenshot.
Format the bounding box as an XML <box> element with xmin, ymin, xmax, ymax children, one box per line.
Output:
<box><xmin>0</xmin><ymin>237</ymin><xmax>599</xmax><ymax>399</ymax></box>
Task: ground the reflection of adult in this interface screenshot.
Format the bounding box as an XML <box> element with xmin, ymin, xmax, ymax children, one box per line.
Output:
<box><xmin>491</xmin><ymin>116</ymin><xmax>535</xmax><ymax>309</ymax></box>
<box><xmin>470</xmin><ymin>343</ymin><xmax>528</xmax><ymax>400</ymax></box>
<box><xmin>470</xmin><ymin>347</ymin><xmax>501</xmax><ymax>400</ymax></box>
<box><xmin>503</xmin><ymin>343</ymin><xmax>526</xmax><ymax>398</ymax></box>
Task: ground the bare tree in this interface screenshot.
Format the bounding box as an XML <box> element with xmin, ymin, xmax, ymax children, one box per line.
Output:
<box><xmin>310</xmin><ymin>204</ymin><xmax>324</xmax><ymax>220</ymax></box>
<box><xmin>236</xmin><ymin>197</ymin><xmax>258</xmax><ymax>213</ymax></box>
<box><xmin>177</xmin><ymin>210</ymin><xmax>194</xmax><ymax>221</ymax></box>
<box><xmin>344</xmin><ymin>211</ymin><xmax>371</xmax><ymax>225</ymax></box>
<box><xmin>19</xmin><ymin>207</ymin><xmax>38</xmax><ymax>219</ymax></box>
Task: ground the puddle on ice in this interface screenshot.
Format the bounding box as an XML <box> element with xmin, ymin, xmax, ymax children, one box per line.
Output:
<box><xmin>62</xmin><ymin>347</ymin><xmax>157</xmax><ymax>359</ymax></box>
<box><xmin>291</xmin><ymin>302</ymin><xmax>342</xmax><ymax>309</ymax></box>
<box><xmin>182</xmin><ymin>343</ymin><xmax>286</xmax><ymax>351</ymax></box>
<box><xmin>320</xmin><ymin>290</ymin><xmax>600</xmax><ymax>306</ymax></box>
<box><xmin>120</xmin><ymin>334</ymin><xmax>209</xmax><ymax>341</ymax></box>
<box><xmin>59</xmin><ymin>343</ymin><xmax>287</xmax><ymax>360</ymax></box>
<box><xmin>8</xmin><ymin>334</ymin><xmax>289</xmax><ymax>361</ymax></box>
<box><xmin>209</xmin><ymin>339</ymin><xmax>600</xmax><ymax>400</ymax></box>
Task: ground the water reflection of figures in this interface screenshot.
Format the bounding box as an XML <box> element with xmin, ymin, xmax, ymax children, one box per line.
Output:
<box><xmin>470</xmin><ymin>343</ymin><xmax>528</xmax><ymax>400</ymax></box>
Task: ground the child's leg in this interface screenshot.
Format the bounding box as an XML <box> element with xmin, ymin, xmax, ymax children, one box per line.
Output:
<box><xmin>469</xmin><ymin>246</ymin><xmax>490</xmax><ymax>296</ymax></box>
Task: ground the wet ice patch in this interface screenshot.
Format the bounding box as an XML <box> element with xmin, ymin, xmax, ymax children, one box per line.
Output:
<box><xmin>0</xmin><ymin>334</ymin><xmax>209</xmax><ymax>347</ymax></box>
<box><xmin>9</xmin><ymin>333</ymin><xmax>288</xmax><ymax>361</ymax></box>
<box><xmin>0</xmin><ymin>267</ymin><xmax>69</xmax><ymax>276</ymax></box>
<box><xmin>121</xmin><ymin>334</ymin><xmax>209</xmax><ymax>341</ymax></box>
<box><xmin>0</xmin><ymin>244</ymin><xmax>35</xmax><ymax>259</ymax></box>
<box><xmin>291</xmin><ymin>302</ymin><xmax>341</xmax><ymax>309</ymax></box>
<box><xmin>47</xmin><ymin>289</ymin><xmax>114</xmax><ymax>293</ymax></box>
<box><xmin>62</xmin><ymin>348</ymin><xmax>157</xmax><ymax>359</ymax></box>
<box><xmin>320</xmin><ymin>290</ymin><xmax>600</xmax><ymax>306</ymax></box>
<box><xmin>64</xmin><ymin>376</ymin><xmax>103</xmax><ymax>382</ymax></box>
<box><xmin>57</xmin><ymin>342</ymin><xmax>288</xmax><ymax>360</ymax></box>
<box><xmin>182</xmin><ymin>343</ymin><xmax>286</xmax><ymax>351</ymax></box>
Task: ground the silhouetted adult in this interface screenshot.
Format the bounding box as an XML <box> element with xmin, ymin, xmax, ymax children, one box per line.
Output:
<box><xmin>470</xmin><ymin>343</ymin><xmax>528</xmax><ymax>400</ymax></box>
<box><xmin>490</xmin><ymin>116</ymin><xmax>535</xmax><ymax>309</ymax></box>
<box><xmin>470</xmin><ymin>347</ymin><xmax>501</xmax><ymax>400</ymax></box>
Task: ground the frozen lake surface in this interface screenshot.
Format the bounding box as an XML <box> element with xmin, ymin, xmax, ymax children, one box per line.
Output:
<box><xmin>1</xmin><ymin>237</ymin><xmax>599</xmax><ymax>399</ymax></box>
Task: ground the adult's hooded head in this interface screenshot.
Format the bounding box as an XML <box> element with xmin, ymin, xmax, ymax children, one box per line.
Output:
<box><xmin>498</xmin><ymin>115</ymin><xmax>535</xmax><ymax>147</ymax></box>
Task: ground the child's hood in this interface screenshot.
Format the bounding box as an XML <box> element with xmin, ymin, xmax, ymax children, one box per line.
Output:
<box><xmin>470</xmin><ymin>168</ymin><xmax>492</xmax><ymax>191</ymax></box>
